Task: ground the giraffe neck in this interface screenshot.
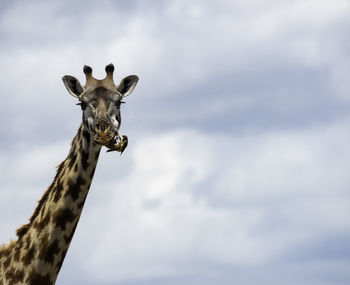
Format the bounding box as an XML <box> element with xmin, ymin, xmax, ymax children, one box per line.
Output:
<box><xmin>0</xmin><ymin>124</ymin><xmax>102</xmax><ymax>285</ymax></box>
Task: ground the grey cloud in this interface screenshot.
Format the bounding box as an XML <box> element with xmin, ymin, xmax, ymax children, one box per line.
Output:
<box><xmin>1</xmin><ymin>0</ymin><xmax>350</xmax><ymax>143</ymax></box>
<box><xmin>1</xmin><ymin>1</ymin><xmax>350</xmax><ymax>285</ymax></box>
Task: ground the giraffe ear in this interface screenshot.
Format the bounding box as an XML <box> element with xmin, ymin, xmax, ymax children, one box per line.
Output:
<box><xmin>117</xmin><ymin>75</ymin><xmax>139</xmax><ymax>97</ymax></box>
<box><xmin>62</xmin><ymin>75</ymin><xmax>84</xmax><ymax>98</ymax></box>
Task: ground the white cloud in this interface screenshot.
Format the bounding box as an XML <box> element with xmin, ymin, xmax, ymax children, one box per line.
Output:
<box><xmin>59</xmin><ymin>118</ymin><xmax>350</xmax><ymax>283</ymax></box>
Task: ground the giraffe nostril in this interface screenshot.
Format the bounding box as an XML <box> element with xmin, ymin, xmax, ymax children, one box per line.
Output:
<box><xmin>95</xmin><ymin>121</ymin><xmax>110</xmax><ymax>133</ymax></box>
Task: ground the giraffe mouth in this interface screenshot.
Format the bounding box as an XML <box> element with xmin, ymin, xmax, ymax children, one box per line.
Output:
<box><xmin>93</xmin><ymin>126</ymin><xmax>118</xmax><ymax>146</ymax></box>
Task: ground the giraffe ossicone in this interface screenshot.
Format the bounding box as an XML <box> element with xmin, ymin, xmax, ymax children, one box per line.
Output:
<box><xmin>0</xmin><ymin>64</ymin><xmax>139</xmax><ymax>285</ymax></box>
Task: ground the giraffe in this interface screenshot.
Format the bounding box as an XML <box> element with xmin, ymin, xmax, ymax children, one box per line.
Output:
<box><xmin>0</xmin><ymin>64</ymin><xmax>138</xmax><ymax>285</ymax></box>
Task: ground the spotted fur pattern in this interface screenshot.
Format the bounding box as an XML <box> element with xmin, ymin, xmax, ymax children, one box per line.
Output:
<box><xmin>0</xmin><ymin>125</ymin><xmax>101</xmax><ymax>285</ymax></box>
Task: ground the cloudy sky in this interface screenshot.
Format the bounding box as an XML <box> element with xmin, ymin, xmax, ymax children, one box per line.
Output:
<box><xmin>1</xmin><ymin>0</ymin><xmax>350</xmax><ymax>284</ymax></box>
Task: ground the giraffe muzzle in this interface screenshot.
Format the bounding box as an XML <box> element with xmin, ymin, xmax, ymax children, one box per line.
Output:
<box><xmin>93</xmin><ymin>124</ymin><xmax>118</xmax><ymax>146</ymax></box>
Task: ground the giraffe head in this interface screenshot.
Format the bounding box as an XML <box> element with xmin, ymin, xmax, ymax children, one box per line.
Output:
<box><xmin>62</xmin><ymin>64</ymin><xmax>138</xmax><ymax>146</ymax></box>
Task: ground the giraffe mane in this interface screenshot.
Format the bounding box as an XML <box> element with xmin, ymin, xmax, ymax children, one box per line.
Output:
<box><xmin>16</xmin><ymin>161</ymin><xmax>66</xmax><ymax>241</ymax></box>
<box><xmin>0</xmin><ymin>155</ymin><xmax>67</xmax><ymax>259</ymax></box>
<box><xmin>0</xmin><ymin>239</ymin><xmax>16</xmax><ymax>258</ymax></box>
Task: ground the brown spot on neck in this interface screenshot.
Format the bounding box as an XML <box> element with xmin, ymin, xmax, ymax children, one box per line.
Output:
<box><xmin>26</xmin><ymin>269</ymin><xmax>52</xmax><ymax>285</ymax></box>
<box><xmin>53</xmin><ymin>208</ymin><xmax>75</xmax><ymax>231</ymax></box>
<box><xmin>22</xmin><ymin>244</ymin><xmax>35</xmax><ymax>266</ymax></box>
